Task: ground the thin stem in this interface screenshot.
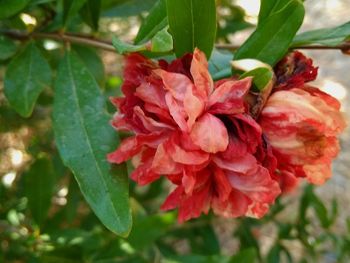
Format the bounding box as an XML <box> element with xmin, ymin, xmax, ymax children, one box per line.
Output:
<box><xmin>2</xmin><ymin>29</ymin><xmax>350</xmax><ymax>53</ymax></box>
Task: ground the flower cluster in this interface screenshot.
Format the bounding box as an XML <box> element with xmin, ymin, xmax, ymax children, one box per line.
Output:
<box><xmin>108</xmin><ymin>49</ymin><xmax>345</xmax><ymax>222</ymax></box>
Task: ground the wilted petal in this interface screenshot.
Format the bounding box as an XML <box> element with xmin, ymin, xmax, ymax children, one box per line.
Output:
<box><xmin>190</xmin><ymin>113</ymin><xmax>229</xmax><ymax>153</ymax></box>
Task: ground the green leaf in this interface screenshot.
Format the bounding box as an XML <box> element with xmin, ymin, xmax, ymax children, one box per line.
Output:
<box><xmin>4</xmin><ymin>42</ymin><xmax>51</xmax><ymax>117</ymax></box>
<box><xmin>112</xmin><ymin>28</ymin><xmax>173</xmax><ymax>54</ymax></box>
<box><xmin>166</xmin><ymin>0</ymin><xmax>217</xmax><ymax>58</ymax></box>
<box><xmin>258</xmin><ymin>0</ymin><xmax>293</xmax><ymax>25</ymax></box>
<box><xmin>0</xmin><ymin>36</ymin><xmax>17</xmax><ymax>60</ymax></box>
<box><xmin>293</xmin><ymin>21</ymin><xmax>350</xmax><ymax>46</ymax></box>
<box><xmin>151</xmin><ymin>27</ymin><xmax>173</xmax><ymax>52</ymax></box>
<box><xmin>230</xmin><ymin>248</ymin><xmax>257</xmax><ymax>263</ymax></box>
<box><xmin>234</xmin><ymin>0</ymin><xmax>304</xmax><ymax>66</ymax></box>
<box><xmin>73</xmin><ymin>45</ymin><xmax>105</xmax><ymax>87</ymax></box>
<box><xmin>112</xmin><ymin>36</ymin><xmax>147</xmax><ymax>54</ymax></box>
<box><xmin>52</xmin><ymin>51</ymin><xmax>132</xmax><ymax>236</ymax></box>
<box><xmin>102</xmin><ymin>0</ymin><xmax>157</xmax><ymax>17</ymax></box>
<box><xmin>80</xmin><ymin>0</ymin><xmax>101</xmax><ymax>31</ymax></box>
<box><xmin>240</xmin><ymin>67</ymin><xmax>274</xmax><ymax>91</ymax></box>
<box><xmin>164</xmin><ymin>255</ymin><xmax>230</xmax><ymax>263</ymax></box>
<box><xmin>63</xmin><ymin>0</ymin><xmax>87</xmax><ymax>25</ymax></box>
<box><xmin>24</xmin><ymin>157</ymin><xmax>55</xmax><ymax>225</ymax></box>
<box><xmin>0</xmin><ymin>0</ymin><xmax>29</xmax><ymax>19</ymax></box>
<box><xmin>208</xmin><ymin>49</ymin><xmax>233</xmax><ymax>81</ymax></box>
<box><xmin>135</xmin><ymin>0</ymin><xmax>167</xmax><ymax>44</ymax></box>
<box><xmin>127</xmin><ymin>213</ymin><xmax>175</xmax><ymax>250</ymax></box>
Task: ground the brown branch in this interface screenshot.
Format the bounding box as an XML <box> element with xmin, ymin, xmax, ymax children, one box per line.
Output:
<box><xmin>2</xmin><ymin>29</ymin><xmax>350</xmax><ymax>53</ymax></box>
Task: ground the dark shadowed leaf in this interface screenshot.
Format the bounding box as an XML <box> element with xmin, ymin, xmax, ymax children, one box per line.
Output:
<box><xmin>234</xmin><ymin>0</ymin><xmax>304</xmax><ymax>65</ymax></box>
<box><xmin>52</xmin><ymin>51</ymin><xmax>132</xmax><ymax>236</ymax></box>
<box><xmin>24</xmin><ymin>157</ymin><xmax>55</xmax><ymax>225</ymax></box>
<box><xmin>135</xmin><ymin>0</ymin><xmax>167</xmax><ymax>44</ymax></box>
<box><xmin>166</xmin><ymin>0</ymin><xmax>217</xmax><ymax>58</ymax></box>
<box><xmin>80</xmin><ymin>0</ymin><xmax>101</xmax><ymax>31</ymax></box>
<box><xmin>293</xmin><ymin>21</ymin><xmax>350</xmax><ymax>46</ymax></box>
<box><xmin>63</xmin><ymin>0</ymin><xmax>87</xmax><ymax>25</ymax></box>
<box><xmin>127</xmin><ymin>212</ymin><xmax>175</xmax><ymax>250</ymax></box>
<box><xmin>4</xmin><ymin>42</ymin><xmax>51</xmax><ymax>117</ymax></box>
<box><xmin>0</xmin><ymin>36</ymin><xmax>17</xmax><ymax>60</ymax></box>
<box><xmin>0</xmin><ymin>0</ymin><xmax>29</xmax><ymax>19</ymax></box>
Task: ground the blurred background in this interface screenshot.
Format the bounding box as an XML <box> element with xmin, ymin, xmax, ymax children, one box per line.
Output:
<box><xmin>0</xmin><ymin>0</ymin><xmax>350</xmax><ymax>262</ymax></box>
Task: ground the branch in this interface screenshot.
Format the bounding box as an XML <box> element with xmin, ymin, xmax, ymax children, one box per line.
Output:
<box><xmin>2</xmin><ymin>29</ymin><xmax>350</xmax><ymax>53</ymax></box>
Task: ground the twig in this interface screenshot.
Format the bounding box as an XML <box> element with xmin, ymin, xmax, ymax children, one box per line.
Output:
<box><xmin>2</xmin><ymin>29</ymin><xmax>350</xmax><ymax>53</ymax></box>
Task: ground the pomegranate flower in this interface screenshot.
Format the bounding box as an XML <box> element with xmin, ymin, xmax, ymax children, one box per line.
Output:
<box><xmin>260</xmin><ymin>52</ymin><xmax>346</xmax><ymax>187</ymax></box>
<box><xmin>108</xmin><ymin>48</ymin><xmax>281</xmax><ymax>222</ymax></box>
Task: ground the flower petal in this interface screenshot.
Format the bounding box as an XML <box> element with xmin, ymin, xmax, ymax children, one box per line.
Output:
<box><xmin>190</xmin><ymin>113</ymin><xmax>229</xmax><ymax>153</ymax></box>
<box><xmin>190</xmin><ymin>48</ymin><xmax>214</xmax><ymax>98</ymax></box>
<box><xmin>154</xmin><ymin>69</ymin><xmax>194</xmax><ymax>101</ymax></box>
<box><xmin>208</xmin><ymin>78</ymin><xmax>251</xmax><ymax>114</ymax></box>
<box><xmin>151</xmin><ymin>143</ymin><xmax>183</xmax><ymax>174</ymax></box>
<box><xmin>165</xmin><ymin>92</ymin><xmax>188</xmax><ymax>132</ymax></box>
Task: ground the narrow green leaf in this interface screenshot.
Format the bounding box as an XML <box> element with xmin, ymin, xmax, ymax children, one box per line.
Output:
<box><xmin>258</xmin><ymin>0</ymin><xmax>293</xmax><ymax>25</ymax></box>
<box><xmin>135</xmin><ymin>0</ymin><xmax>167</xmax><ymax>44</ymax></box>
<box><xmin>112</xmin><ymin>29</ymin><xmax>173</xmax><ymax>55</ymax></box>
<box><xmin>112</xmin><ymin>36</ymin><xmax>147</xmax><ymax>54</ymax></box>
<box><xmin>81</xmin><ymin>0</ymin><xmax>101</xmax><ymax>31</ymax></box>
<box><xmin>24</xmin><ymin>157</ymin><xmax>55</xmax><ymax>225</ymax></box>
<box><xmin>0</xmin><ymin>36</ymin><xmax>17</xmax><ymax>60</ymax></box>
<box><xmin>52</xmin><ymin>51</ymin><xmax>132</xmax><ymax>236</ymax></box>
<box><xmin>234</xmin><ymin>0</ymin><xmax>304</xmax><ymax>66</ymax></box>
<box><xmin>63</xmin><ymin>0</ymin><xmax>87</xmax><ymax>25</ymax></box>
<box><xmin>166</xmin><ymin>0</ymin><xmax>217</xmax><ymax>58</ymax></box>
<box><xmin>0</xmin><ymin>0</ymin><xmax>29</xmax><ymax>19</ymax></box>
<box><xmin>4</xmin><ymin>42</ymin><xmax>51</xmax><ymax>117</ymax></box>
<box><xmin>151</xmin><ymin>27</ymin><xmax>173</xmax><ymax>52</ymax></box>
<box><xmin>293</xmin><ymin>21</ymin><xmax>350</xmax><ymax>46</ymax></box>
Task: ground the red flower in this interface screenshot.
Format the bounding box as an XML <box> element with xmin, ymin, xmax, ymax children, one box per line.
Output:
<box><xmin>260</xmin><ymin>52</ymin><xmax>346</xmax><ymax>188</ymax></box>
<box><xmin>108</xmin><ymin>48</ymin><xmax>281</xmax><ymax>222</ymax></box>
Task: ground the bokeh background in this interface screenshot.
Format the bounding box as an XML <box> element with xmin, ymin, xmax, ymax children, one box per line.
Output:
<box><xmin>1</xmin><ymin>0</ymin><xmax>349</xmax><ymax>262</ymax></box>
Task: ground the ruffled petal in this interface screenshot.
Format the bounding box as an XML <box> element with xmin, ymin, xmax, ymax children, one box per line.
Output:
<box><xmin>190</xmin><ymin>48</ymin><xmax>214</xmax><ymax>99</ymax></box>
<box><xmin>208</xmin><ymin>78</ymin><xmax>251</xmax><ymax>114</ymax></box>
<box><xmin>190</xmin><ymin>113</ymin><xmax>229</xmax><ymax>153</ymax></box>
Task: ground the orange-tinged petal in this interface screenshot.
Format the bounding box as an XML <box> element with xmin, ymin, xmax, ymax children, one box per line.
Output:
<box><xmin>151</xmin><ymin>143</ymin><xmax>183</xmax><ymax>174</ymax></box>
<box><xmin>190</xmin><ymin>113</ymin><xmax>229</xmax><ymax>153</ymax></box>
<box><xmin>190</xmin><ymin>48</ymin><xmax>214</xmax><ymax>99</ymax></box>
<box><xmin>184</xmin><ymin>87</ymin><xmax>205</xmax><ymax>129</ymax></box>
<box><xmin>165</xmin><ymin>92</ymin><xmax>188</xmax><ymax>132</ymax></box>
<box><xmin>208</xmin><ymin>78</ymin><xmax>251</xmax><ymax>114</ymax></box>
<box><xmin>154</xmin><ymin>69</ymin><xmax>194</xmax><ymax>101</ymax></box>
